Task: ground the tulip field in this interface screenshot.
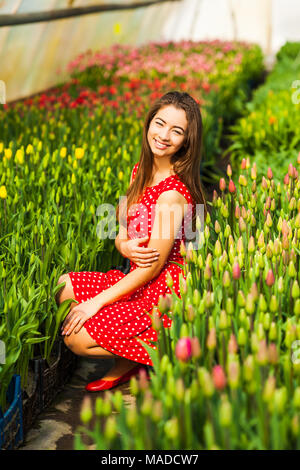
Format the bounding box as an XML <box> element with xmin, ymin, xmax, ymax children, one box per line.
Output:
<box><xmin>0</xmin><ymin>38</ymin><xmax>299</xmax><ymax>450</ymax></box>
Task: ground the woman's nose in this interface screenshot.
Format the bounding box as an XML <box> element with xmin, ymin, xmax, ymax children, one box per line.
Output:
<box><xmin>158</xmin><ymin>128</ymin><xmax>170</xmax><ymax>141</ymax></box>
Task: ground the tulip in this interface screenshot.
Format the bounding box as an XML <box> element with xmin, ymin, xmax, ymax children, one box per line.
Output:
<box><xmin>237</xmin><ymin>290</ymin><xmax>246</xmax><ymax>307</ymax></box>
<box><xmin>263</xmin><ymin>375</ymin><xmax>276</xmax><ymax>403</ymax></box>
<box><xmin>212</xmin><ymin>365</ymin><xmax>227</xmax><ymax>390</ymax></box>
<box><xmin>241</xmin><ymin>158</ymin><xmax>247</xmax><ymax>170</ymax></box>
<box><xmin>267</xmin><ymin>167</ymin><xmax>273</xmax><ymax>180</ymax></box>
<box><xmin>191</xmin><ymin>337</ymin><xmax>201</xmax><ymax>358</ymax></box>
<box><xmin>248</xmin><ymin>236</ymin><xmax>255</xmax><ymax>253</ymax></box>
<box><xmin>214</xmin><ymin>220</ymin><xmax>221</xmax><ymax>234</ymax></box>
<box><xmin>269</xmin><ymin>322</ymin><xmax>277</xmax><ymax>341</ymax></box>
<box><xmin>268</xmin><ymin>343</ymin><xmax>279</xmax><ymax>365</ymax></box>
<box><xmin>227</xmin><ymin>164</ymin><xmax>232</xmax><ymax>177</ymax></box>
<box><xmin>219</xmin><ymin>396</ymin><xmax>232</xmax><ymax>427</ymax></box>
<box><xmin>219</xmin><ymin>178</ymin><xmax>226</xmax><ymax>191</ymax></box>
<box><xmin>228</xmin><ymin>333</ymin><xmax>238</xmax><ymax>354</ymax></box>
<box><xmin>0</xmin><ymin>186</ymin><xmax>7</xmax><ymax>199</ymax></box>
<box><xmin>261</xmin><ymin>176</ymin><xmax>268</xmax><ymax>190</ymax></box>
<box><xmin>226</xmin><ymin>298</ymin><xmax>234</xmax><ymax>316</ymax></box>
<box><xmin>222</xmin><ymin>270</ymin><xmax>231</xmax><ymax>288</ymax></box>
<box><xmin>228</xmin><ymin>179</ymin><xmax>236</xmax><ymax>193</ymax></box>
<box><xmin>239</xmin><ymin>174</ymin><xmax>247</xmax><ymax>187</ymax></box>
<box><xmin>227</xmin><ymin>360</ymin><xmax>240</xmax><ymax>389</ymax></box>
<box><xmin>219</xmin><ymin>310</ymin><xmax>228</xmax><ymax>330</ymax></box>
<box><xmin>256</xmin><ymin>340</ymin><xmax>268</xmax><ymax>365</ymax></box>
<box><xmin>175</xmin><ymin>337</ymin><xmax>192</xmax><ymax>362</ymax></box>
<box><xmin>207</xmin><ymin>328</ymin><xmax>216</xmax><ymax>350</ymax></box>
<box><xmin>232</xmin><ymin>262</ymin><xmax>241</xmax><ymax>280</ymax></box>
<box><xmin>237</xmin><ymin>327</ymin><xmax>247</xmax><ymax>347</ymax></box>
<box><xmin>265</xmin><ymin>269</ymin><xmax>275</xmax><ymax>287</ymax></box>
<box><xmin>80</xmin><ymin>396</ymin><xmax>92</xmax><ymax>424</ymax></box>
<box><xmin>288</xmin><ymin>261</ymin><xmax>297</xmax><ymax>278</ymax></box>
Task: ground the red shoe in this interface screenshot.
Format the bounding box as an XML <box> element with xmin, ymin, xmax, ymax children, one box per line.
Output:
<box><xmin>85</xmin><ymin>364</ymin><xmax>150</xmax><ymax>392</ymax></box>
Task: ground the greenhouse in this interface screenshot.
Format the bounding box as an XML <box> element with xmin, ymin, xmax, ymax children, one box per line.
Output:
<box><xmin>0</xmin><ymin>0</ymin><xmax>300</xmax><ymax>453</ymax></box>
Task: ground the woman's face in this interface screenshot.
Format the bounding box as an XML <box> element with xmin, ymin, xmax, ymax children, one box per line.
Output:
<box><xmin>147</xmin><ymin>105</ymin><xmax>188</xmax><ymax>160</ymax></box>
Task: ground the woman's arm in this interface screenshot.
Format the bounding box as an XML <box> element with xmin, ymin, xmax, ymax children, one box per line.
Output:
<box><xmin>94</xmin><ymin>189</ymin><xmax>187</xmax><ymax>309</ymax></box>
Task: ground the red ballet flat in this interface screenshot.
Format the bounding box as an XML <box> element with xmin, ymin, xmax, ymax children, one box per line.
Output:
<box><xmin>85</xmin><ymin>364</ymin><xmax>150</xmax><ymax>392</ymax></box>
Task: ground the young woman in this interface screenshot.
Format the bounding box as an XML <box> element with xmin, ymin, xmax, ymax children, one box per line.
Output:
<box><xmin>56</xmin><ymin>91</ymin><xmax>207</xmax><ymax>391</ymax></box>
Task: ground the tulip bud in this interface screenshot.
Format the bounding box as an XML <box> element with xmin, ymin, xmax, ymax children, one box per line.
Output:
<box><xmin>263</xmin><ymin>375</ymin><xmax>276</xmax><ymax>402</ymax></box>
<box><xmin>207</xmin><ymin>328</ymin><xmax>216</xmax><ymax>350</ymax></box>
<box><xmin>267</xmin><ymin>167</ymin><xmax>273</xmax><ymax>180</ymax></box>
<box><xmin>288</xmin><ymin>261</ymin><xmax>297</xmax><ymax>278</ymax></box>
<box><xmin>227</xmin><ymin>360</ymin><xmax>240</xmax><ymax>389</ymax></box>
<box><xmin>175</xmin><ymin>337</ymin><xmax>192</xmax><ymax>362</ymax></box>
<box><xmin>265</xmin><ymin>269</ymin><xmax>275</xmax><ymax>287</ymax></box>
<box><xmin>248</xmin><ymin>236</ymin><xmax>255</xmax><ymax>253</ymax></box>
<box><xmin>222</xmin><ymin>270</ymin><xmax>231</xmax><ymax>288</ymax></box>
<box><xmin>256</xmin><ymin>339</ymin><xmax>268</xmax><ymax>365</ymax></box>
<box><xmin>237</xmin><ymin>290</ymin><xmax>246</xmax><ymax>307</ymax></box>
<box><xmin>228</xmin><ymin>333</ymin><xmax>238</xmax><ymax>354</ymax></box>
<box><xmin>80</xmin><ymin>396</ymin><xmax>92</xmax><ymax>424</ymax></box>
<box><xmin>212</xmin><ymin>365</ymin><xmax>227</xmax><ymax>390</ymax></box>
<box><xmin>245</xmin><ymin>293</ymin><xmax>255</xmax><ymax>315</ymax></box>
<box><xmin>219</xmin><ymin>310</ymin><xmax>228</xmax><ymax>330</ymax></box>
<box><xmin>219</xmin><ymin>396</ymin><xmax>232</xmax><ymax>427</ymax></box>
<box><xmin>219</xmin><ymin>178</ymin><xmax>226</xmax><ymax>191</ymax></box>
<box><xmin>269</xmin><ymin>295</ymin><xmax>278</xmax><ymax>313</ymax></box>
<box><xmin>232</xmin><ymin>262</ymin><xmax>241</xmax><ymax>280</ymax></box>
<box><xmin>226</xmin><ymin>297</ymin><xmax>234</xmax><ymax>316</ymax></box>
<box><xmin>228</xmin><ymin>179</ymin><xmax>236</xmax><ymax>194</ymax></box>
<box><xmin>243</xmin><ymin>354</ymin><xmax>254</xmax><ymax>381</ymax></box>
<box><xmin>269</xmin><ymin>322</ymin><xmax>277</xmax><ymax>341</ymax></box>
<box><xmin>273</xmin><ymin>387</ymin><xmax>287</xmax><ymax>414</ymax></box>
<box><xmin>268</xmin><ymin>343</ymin><xmax>279</xmax><ymax>365</ymax></box>
<box><xmin>227</xmin><ymin>164</ymin><xmax>232</xmax><ymax>177</ymax></box>
<box><xmin>191</xmin><ymin>337</ymin><xmax>201</xmax><ymax>358</ymax></box>
<box><xmin>237</xmin><ymin>327</ymin><xmax>247</xmax><ymax>347</ymax></box>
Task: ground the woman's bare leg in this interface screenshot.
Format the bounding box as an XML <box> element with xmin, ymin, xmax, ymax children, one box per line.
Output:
<box><xmin>57</xmin><ymin>274</ymin><xmax>141</xmax><ymax>380</ymax></box>
<box><xmin>64</xmin><ymin>326</ymin><xmax>141</xmax><ymax>380</ymax></box>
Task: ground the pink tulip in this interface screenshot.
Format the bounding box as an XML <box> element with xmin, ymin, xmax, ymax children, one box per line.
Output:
<box><xmin>232</xmin><ymin>262</ymin><xmax>241</xmax><ymax>280</ymax></box>
<box><xmin>284</xmin><ymin>174</ymin><xmax>289</xmax><ymax>185</ymax></box>
<box><xmin>288</xmin><ymin>163</ymin><xmax>294</xmax><ymax>177</ymax></box>
<box><xmin>266</xmin><ymin>269</ymin><xmax>275</xmax><ymax>287</ymax></box>
<box><xmin>228</xmin><ymin>334</ymin><xmax>238</xmax><ymax>354</ymax></box>
<box><xmin>219</xmin><ymin>178</ymin><xmax>226</xmax><ymax>191</ymax></box>
<box><xmin>212</xmin><ymin>365</ymin><xmax>227</xmax><ymax>390</ymax></box>
<box><xmin>267</xmin><ymin>167</ymin><xmax>273</xmax><ymax>180</ymax></box>
<box><xmin>175</xmin><ymin>337</ymin><xmax>192</xmax><ymax>362</ymax></box>
<box><xmin>241</xmin><ymin>158</ymin><xmax>246</xmax><ymax>170</ymax></box>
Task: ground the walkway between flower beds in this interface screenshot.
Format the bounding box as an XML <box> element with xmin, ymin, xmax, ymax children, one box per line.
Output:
<box><xmin>19</xmin><ymin>357</ymin><xmax>136</xmax><ymax>450</ymax></box>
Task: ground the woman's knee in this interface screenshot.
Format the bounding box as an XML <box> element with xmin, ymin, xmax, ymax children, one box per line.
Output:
<box><xmin>63</xmin><ymin>332</ymin><xmax>84</xmax><ymax>356</ymax></box>
<box><xmin>56</xmin><ymin>273</ymin><xmax>74</xmax><ymax>304</ymax></box>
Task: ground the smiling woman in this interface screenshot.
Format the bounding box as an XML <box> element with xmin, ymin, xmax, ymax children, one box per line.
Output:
<box><xmin>56</xmin><ymin>91</ymin><xmax>207</xmax><ymax>392</ymax></box>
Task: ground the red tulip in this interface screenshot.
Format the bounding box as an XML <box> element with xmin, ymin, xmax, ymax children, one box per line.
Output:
<box><xmin>241</xmin><ymin>158</ymin><xmax>246</xmax><ymax>170</ymax></box>
<box><xmin>228</xmin><ymin>179</ymin><xmax>236</xmax><ymax>193</ymax></box>
<box><xmin>212</xmin><ymin>365</ymin><xmax>227</xmax><ymax>391</ymax></box>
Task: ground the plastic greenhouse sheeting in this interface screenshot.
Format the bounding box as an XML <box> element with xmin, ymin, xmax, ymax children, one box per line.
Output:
<box><xmin>0</xmin><ymin>0</ymin><xmax>179</xmax><ymax>102</ymax></box>
<box><xmin>1</xmin><ymin>0</ymin><xmax>300</xmax><ymax>102</ymax></box>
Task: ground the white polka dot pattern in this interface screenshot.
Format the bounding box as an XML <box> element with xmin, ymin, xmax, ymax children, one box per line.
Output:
<box><xmin>68</xmin><ymin>162</ymin><xmax>196</xmax><ymax>366</ymax></box>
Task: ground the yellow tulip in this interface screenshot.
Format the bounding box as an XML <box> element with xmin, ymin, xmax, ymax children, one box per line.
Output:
<box><xmin>75</xmin><ymin>147</ymin><xmax>84</xmax><ymax>160</ymax></box>
<box><xmin>71</xmin><ymin>174</ymin><xmax>76</xmax><ymax>184</ymax></box>
<box><xmin>0</xmin><ymin>143</ymin><xmax>3</xmax><ymax>153</ymax></box>
<box><xmin>16</xmin><ymin>149</ymin><xmax>24</xmax><ymax>164</ymax></box>
<box><xmin>26</xmin><ymin>144</ymin><xmax>33</xmax><ymax>154</ymax></box>
<box><xmin>118</xmin><ymin>171</ymin><xmax>123</xmax><ymax>181</ymax></box>
<box><xmin>4</xmin><ymin>148</ymin><xmax>12</xmax><ymax>159</ymax></box>
<box><xmin>73</xmin><ymin>160</ymin><xmax>78</xmax><ymax>169</ymax></box>
<box><xmin>60</xmin><ymin>147</ymin><xmax>67</xmax><ymax>158</ymax></box>
<box><xmin>0</xmin><ymin>185</ymin><xmax>7</xmax><ymax>199</ymax></box>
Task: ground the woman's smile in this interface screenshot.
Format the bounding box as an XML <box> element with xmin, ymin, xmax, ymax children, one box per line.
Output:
<box><xmin>153</xmin><ymin>138</ymin><xmax>170</xmax><ymax>150</ymax></box>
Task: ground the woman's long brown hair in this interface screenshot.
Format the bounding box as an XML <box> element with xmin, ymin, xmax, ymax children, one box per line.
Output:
<box><xmin>116</xmin><ymin>91</ymin><xmax>208</xmax><ymax>235</ymax></box>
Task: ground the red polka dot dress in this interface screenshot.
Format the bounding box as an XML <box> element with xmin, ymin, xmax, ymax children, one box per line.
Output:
<box><xmin>68</xmin><ymin>162</ymin><xmax>196</xmax><ymax>366</ymax></box>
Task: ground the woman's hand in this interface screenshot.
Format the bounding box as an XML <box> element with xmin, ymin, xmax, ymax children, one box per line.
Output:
<box><xmin>61</xmin><ymin>297</ymin><xmax>102</xmax><ymax>336</ymax></box>
<box><xmin>120</xmin><ymin>236</ymin><xmax>160</xmax><ymax>268</ymax></box>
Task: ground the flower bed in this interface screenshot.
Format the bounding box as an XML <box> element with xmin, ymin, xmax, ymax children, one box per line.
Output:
<box><xmin>75</xmin><ymin>159</ymin><xmax>300</xmax><ymax>450</ymax></box>
<box><xmin>227</xmin><ymin>42</ymin><xmax>300</xmax><ymax>181</ymax></box>
<box><xmin>0</xmin><ymin>39</ymin><xmax>264</xmax><ymax>421</ymax></box>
